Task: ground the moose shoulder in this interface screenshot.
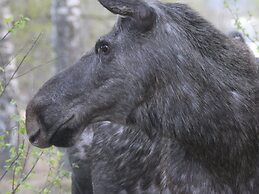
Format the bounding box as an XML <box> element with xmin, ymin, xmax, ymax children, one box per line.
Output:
<box><xmin>26</xmin><ymin>0</ymin><xmax>259</xmax><ymax>193</ymax></box>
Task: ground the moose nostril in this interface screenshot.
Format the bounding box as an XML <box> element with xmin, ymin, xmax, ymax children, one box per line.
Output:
<box><xmin>29</xmin><ymin>129</ymin><xmax>40</xmax><ymax>143</ymax></box>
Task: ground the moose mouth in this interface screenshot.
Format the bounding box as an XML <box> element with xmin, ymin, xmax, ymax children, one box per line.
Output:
<box><xmin>49</xmin><ymin>115</ymin><xmax>79</xmax><ymax>147</ymax></box>
<box><xmin>28</xmin><ymin>114</ymin><xmax>78</xmax><ymax>148</ymax></box>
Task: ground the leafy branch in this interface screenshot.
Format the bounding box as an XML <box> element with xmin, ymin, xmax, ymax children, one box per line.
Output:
<box><xmin>0</xmin><ymin>13</ymin><xmax>71</xmax><ymax>194</ymax></box>
<box><xmin>0</xmin><ymin>16</ymin><xmax>30</xmax><ymax>42</ymax></box>
<box><xmin>11</xmin><ymin>152</ymin><xmax>44</xmax><ymax>194</ymax></box>
<box><xmin>0</xmin><ymin>152</ymin><xmax>22</xmax><ymax>182</ymax></box>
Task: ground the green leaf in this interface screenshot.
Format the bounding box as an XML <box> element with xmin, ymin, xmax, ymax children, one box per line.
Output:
<box><xmin>3</xmin><ymin>17</ymin><xmax>13</xmax><ymax>24</ymax></box>
<box><xmin>8</xmin><ymin>16</ymin><xmax>31</xmax><ymax>34</ymax></box>
<box><xmin>8</xmin><ymin>27</ymin><xmax>13</xmax><ymax>33</ymax></box>
<box><xmin>19</xmin><ymin>125</ymin><xmax>26</xmax><ymax>135</ymax></box>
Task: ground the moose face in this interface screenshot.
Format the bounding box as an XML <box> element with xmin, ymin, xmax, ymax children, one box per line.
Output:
<box><xmin>26</xmin><ymin>0</ymin><xmax>158</xmax><ymax>148</ymax></box>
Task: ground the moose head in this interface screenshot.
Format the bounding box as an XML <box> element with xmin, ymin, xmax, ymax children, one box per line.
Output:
<box><xmin>26</xmin><ymin>0</ymin><xmax>257</xmax><ymax>168</ymax></box>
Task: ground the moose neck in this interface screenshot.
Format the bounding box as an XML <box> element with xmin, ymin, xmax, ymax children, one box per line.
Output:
<box><xmin>129</xmin><ymin>81</ymin><xmax>258</xmax><ymax>185</ymax></box>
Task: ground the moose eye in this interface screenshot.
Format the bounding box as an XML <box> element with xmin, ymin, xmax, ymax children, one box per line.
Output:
<box><xmin>95</xmin><ymin>40</ymin><xmax>111</xmax><ymax>55</ymax></box>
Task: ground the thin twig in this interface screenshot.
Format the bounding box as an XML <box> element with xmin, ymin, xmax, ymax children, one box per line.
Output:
<box><xmin>12</xmin><ymin>161</ymin><xmax>16</xmax><ymax>191</ymax></box>
<box><xmin>11</xmin><ymin>152</ymin><xmax>44</xmax><ymax>194</ymax></box>
<box><xmin>0</xmin><ymin>48</ymin><xmax>4</xmax><ymax>68</ymax></box>
<box><xmin>12</xmin><ymin>139</ymin><xmax>25</xmax><ymax>191</ymax></box>
<box><xmin>0</xmin><ymin>152</ymin><xmax>22</xmax><ymax>182</ymax></box>
<box><xmin>3</xmin><ymin>43</ymin><xmax>28</xmax><ymax>68</ymax></box>
<box><xmin>5</xmin><ymin>33</ymin><xmax>42</xmax><ymax>87</ymax></box>
<box><xmin>0</xmin><ymin>31</ymin><xmax>11</xmax><ymax>42</ymax></box>
<box><xmin>13</xmin><ymin>58</ymin><xmax>57</xmax><ymax>79</ymax></box>
<box><xmin>3</xmin><ymin>37</ymin><xmax>45</xmax><ymax>72</ymax></box>
<box><xmin>38</xmin><ymin>165</ymin><xmax>52</xmax><ymax>193</ymax></box>
<box><xmin>0</xmin><ymin>33</ymin><xmax>42</xmax><ymax>97</ymax></box>
<box><xmin>39</xmin><ymin>162</ymin><xmax>67</xmax><ymax>194</ymax></box>
<box><xmin>19</xmin><ymin>144</ymin><xmax>31</xmax><ymax>179</ymax></box>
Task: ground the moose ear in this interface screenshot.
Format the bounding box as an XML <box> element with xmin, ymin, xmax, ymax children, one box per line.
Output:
<box><xmin>98</xmin><ymin>0</ymin><xmax>156</xmax><ymax>32</ymax></box>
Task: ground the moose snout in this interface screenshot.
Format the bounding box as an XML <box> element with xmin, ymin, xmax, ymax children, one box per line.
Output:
<box><xmin>26</xmin><ymin>98</ymin><xmax>51</xmax><ymax>148</ymax></box>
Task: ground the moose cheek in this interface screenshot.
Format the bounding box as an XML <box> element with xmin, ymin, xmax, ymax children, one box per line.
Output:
<box><xmin>49</xmin><ymin>127</ymin><xmax>78</xmax><ymax>147</ymax></box>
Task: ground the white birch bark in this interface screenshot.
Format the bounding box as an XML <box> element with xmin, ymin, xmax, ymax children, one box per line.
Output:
<box><xmin>0</xmin><ymin>0</ymin><xmax>18</xmax><ymax>168</ymax></box>
<box><xmin>51</xmin><ymin>0</ymin><xmax>82</xmax><ymax>72</ymax></box>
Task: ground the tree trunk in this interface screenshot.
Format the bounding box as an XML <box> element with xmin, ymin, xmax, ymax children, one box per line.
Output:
<box><xmin>0</xmin><ymin>0</ymin><xmax>18</xmax><ymax>169</ymax></box>
<box><xmin>51</xmin><ymin>0</ymin><xmax>83</xmax><ymax>73</ymax></box>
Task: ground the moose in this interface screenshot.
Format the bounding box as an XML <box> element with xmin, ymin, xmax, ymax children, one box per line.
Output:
<box><xmin>26</xmin><ymin>0</ymin><xmax>259</xmax><ymax>193</ymax></box>
<box><xmin>67</xmin><ymin>31</ymin><xmax>259</xmax><ymax>194</ymax></box>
